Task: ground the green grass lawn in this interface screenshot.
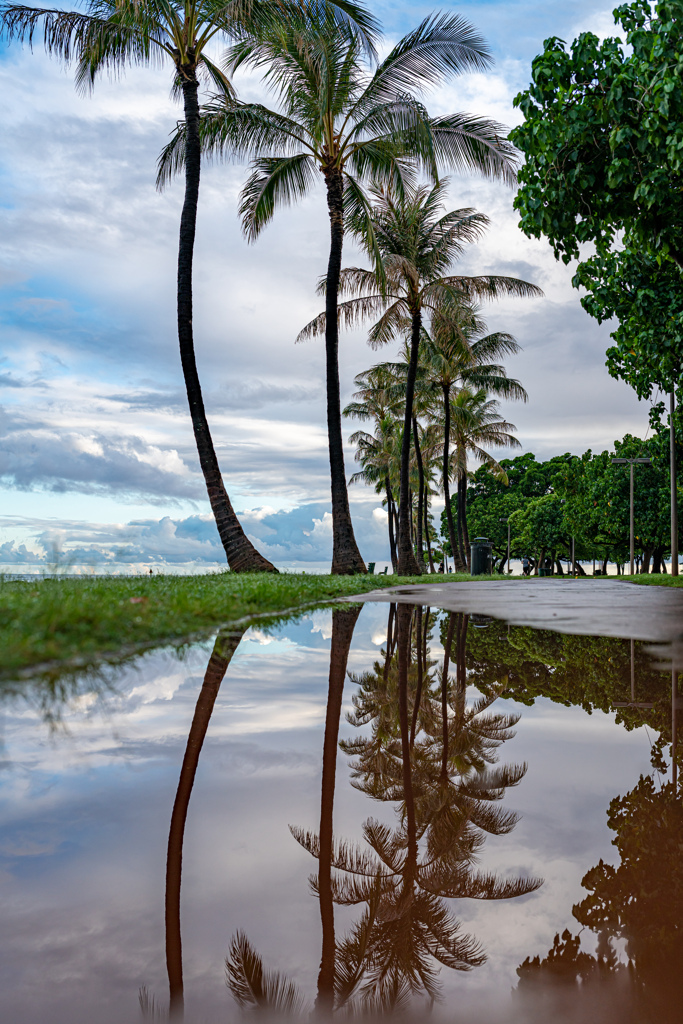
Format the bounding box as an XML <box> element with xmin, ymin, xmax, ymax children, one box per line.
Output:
<box><xmin>619</xmin><ymin>573</ymin><xmax>683</xmax><ymax>587</ymax></box>
<box><xmin>0</xmin><ymin>570</ymin><xmax>461</xmax><ymax>680</ymax></box>
<box><xmin>3</xmin><ymin>567</ymin><xmax>680</xmax><ymax>680</ymax></box>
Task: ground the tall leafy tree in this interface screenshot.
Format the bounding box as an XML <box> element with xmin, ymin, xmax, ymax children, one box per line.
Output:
<box><xmin>163</xmin><ymin>10</ymin><xmax>518</xmax><ymax>572</ymax></box>
<box><xmin>511</xmin><ymin>0</ymin><xmax>683</xmax><ymax>278</ymax></box>
<box><xmin>301</xmin><ymin>182</ymin><xmax>539</xmax><ymax>573</ymax></box>
<box><xmin>510</xmin><ymin>1</ymin><xmax>683</xmax><ymax>571</ymax></box>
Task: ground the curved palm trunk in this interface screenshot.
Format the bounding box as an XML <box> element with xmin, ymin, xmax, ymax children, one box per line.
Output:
<box><xmin>396</xmin><ymin>603</ymin><xmax>418</xmax><ymax>876</ymax></box>
<box><xmin>385</xmin><ymin>475</ymin><xmax>398</xmax><ymax>571</ymax></box>
<box><xmin>324</xmin><ymin>169</ymin><xmax>366</xmax><ymax>574</ymax></box>
<box><xmin>179</xmin><ymin>74</ymin><xmax>276</xmax><ymax>573</ymax></box>
<box><xmin>440</xmin><ymin>613</ymin><xmax>456</xmax><ymax>781</ymax></box>
<box><xmin>412</xmin><ymin>415</ymin><xmax>426</xmax><ymax>569</ymax></box>
<box><xmin>410</xmin><ymin>605</ymin><xmax>423</xmax><ymax>748</ymax></box>
<box><xmin>424</xmin><ymin>488</ymin><xmax>435</xmax><ymax>572</ymax></box>
<box><xmin>316</xmin><ymin>606</ymin><xmax>362</xmax><ymax>1014</ymax></box>
<box><xmin>441</xmin><ymin>385</ymin><xmax>466</xmax><ymax>573</ymax></box>
<box><xmin>397</xmin><ymin>314</ymin><xmax>422</xmax><ymax>575</ymax></box>
<box><xmin>166</xmin><ymin>627</ymin><xmax>247</xmax><ymax>1018</ymax></box>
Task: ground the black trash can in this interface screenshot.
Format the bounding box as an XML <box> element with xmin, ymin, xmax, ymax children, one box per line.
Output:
<box><xmin>470</xmin><ymin>537</ymin><xmax>493</xmax><ymax>576</ymax></box>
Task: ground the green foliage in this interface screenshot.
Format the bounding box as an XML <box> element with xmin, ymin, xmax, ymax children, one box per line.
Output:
<box><xmin>576</xmin><ymin>250</ymin><xmax>683</xmax><ymax>399</ymax></box>
<box><xmin>570</xmin><ymin>775</ymin><xmax>683</xmax><ymax>1019</ymax></box>
<box><xmin>511</xmin><ymin>0</ymin><xmax>683</xmax><ymax>399</ymax></box>
<box><xmin>558</xmin><ymin>429</ymin><xmax>683</xmax><ymax>563</ymax></box>
<box><xmin>509</xmin><ymin>493</ymin><xmax>568</xmax><ymax>559</ymax></box>
<box><xmin>511</xmin><ymin>0</ymin><xmax>683</xmax><ymax>268</ymax></box>
<box><xmin>573</xmin><ymin>777</ymin><xmax>683</xmax><ymax>967</ymax></box>
<box><xmin>462</xmin><ymin>617</ymin><xmax>674</xmax><ymax>743</ymax></box>
<box><xmin>516</xmin><ymin>774</ymin><xmax>683</xmax><ymax>1020</ymax></box>
<box><xmin>462</xmin><ymin>490</ymin><xmax>527</xmax><ymax>561</ymax></box>
<box><xmin>443</xmin><ymin>429</ymin><xmax>683</xmax><ymax>569</ymax></box>
<box><xmin>442</xmin><ymin>452</ymin><xmax>582</xmax><ymax>565</ymax></box>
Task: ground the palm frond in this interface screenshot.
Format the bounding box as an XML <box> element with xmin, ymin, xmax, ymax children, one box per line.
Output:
<box><xmin>356</xmin><ymin>12</ymin><xmax>492</xmax><ymax>110</ymax></box>
<box><xmin>226</xmin><ymin>931</ymin><xmax>306</xmax><ymax>1016</ymax></box>
<box><xmin>239</xmin><ymin>153</ymin><xmax>317</xmax><ymax>241</ymax></box>
<box><xmin>429</xmin><ymin>112</ymin><xmax>519</xmax><ymax>185</ymax></box>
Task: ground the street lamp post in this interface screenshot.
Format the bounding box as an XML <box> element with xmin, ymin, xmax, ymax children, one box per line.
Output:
<box><xmin>499</xmin><ymin>517</ymin><xmax>511</xmax><ymax>573</ymax></box>
<box><xmin>670</xmin><ymin>392</ymin><xmax>679</xmax><ymax>577</ymax></box>
<box><xmin>610</xmin><ymin>457</ymin><xmax>652</xmax><ymax>576</ymax></box>
<box><xmin>559</xmin><ymin>499</ymin><xmax>575</xmax><ymax>576</ymax></box>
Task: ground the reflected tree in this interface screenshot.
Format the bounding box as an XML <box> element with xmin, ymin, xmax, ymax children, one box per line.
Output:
<box><xmin>225</xmin><ymin>603</ymin><xmax>541</xmax><ymax>1018</ymax></box>
<box><xmin>516</xmin><ymin>774</ymin><xmax>683</xmax><ymax>1024</ymax></box>
<box><xmin>315</xmin><ymin>606</ymin><xmax>362</xmax><ymax>1014</ymax></box>
<box><xmin>226</xmin><ymin>605</ymin><xmax>362</xmax><ymax>1018</ymax></box>
<box><xmin>142</xmin><ymin>627</ymin><xmax>247</xmax><ymax>1020</ymax></box>
<box><xmin>294</xmin><ymin>604</ymin><xmax>541</xmax><ymax>1011</ymax></box>
<box><xmin>462</xmin><ymin>619</ymin><xmax>679</xmax><ymax>771</ymax></box>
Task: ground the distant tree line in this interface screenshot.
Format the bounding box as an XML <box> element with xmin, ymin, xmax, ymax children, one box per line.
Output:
<box><xmin>443</xmin><ymin>408</ymin><xmax>683</xmax><ymax>574</ymax></box>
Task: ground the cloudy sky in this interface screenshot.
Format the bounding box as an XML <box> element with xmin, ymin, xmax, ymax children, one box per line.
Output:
<box><xmin>0</xmin><ymin>1</ymin><xmax>652</xmax><ymax>569</ymax></box>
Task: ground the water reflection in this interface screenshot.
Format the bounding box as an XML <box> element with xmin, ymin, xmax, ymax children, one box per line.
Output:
<box><xmin>166</xmin><ymin>629</ymin><xmax>248</xmax><ymax>1017</ymax></box>
<box><xmin>1</xmin><ymin>602</ymin><xmax>681</xmax><ymax>1023</ymax></box>
<box><xmin>516</xmin><ymin>772</ymin><xmax>683</xmax><ymax>1024</ymax></box>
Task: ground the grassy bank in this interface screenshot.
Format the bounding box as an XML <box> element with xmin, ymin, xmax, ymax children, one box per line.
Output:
<box><xmin>5</xmin><ymin>568</ymin><xmax>679</xmax><ymax>680</ymax></box>
<box><xmin>620</xmin><ymin>573</ymin><xmax>683</xmax><ymax>587</ymax></box>
<box><xmin>0</xmin><ymin>570</ymin><xmax>456</xmax><ymax>680</ymax></box>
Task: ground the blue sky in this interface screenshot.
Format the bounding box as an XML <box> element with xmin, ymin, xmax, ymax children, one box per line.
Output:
<box><xmin>0</xmin><ymin>1</ymin><xmax>651</xmax><ymax>568</ymax></box>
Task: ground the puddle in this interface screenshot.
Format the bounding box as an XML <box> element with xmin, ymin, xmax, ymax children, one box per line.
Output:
<box><xmin>0</xmin><ymin>601</ymin><xmax>680</xmax><ymax>1023</ymax></box>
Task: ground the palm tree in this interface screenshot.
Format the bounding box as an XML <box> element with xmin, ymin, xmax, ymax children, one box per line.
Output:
<box><xmin>1</xmin><ymin>1</ymin><xmax>376</xmax><ymax>571</ymax></box>
<box><xmin>161</xmin><ymin>10</ymin><xmax>518</xmax><ymax>573</ymax></box>
<box><xmin>295</xmin><ymin>602</ymin><xmax>541</xmax><ymax>1009</ymax></box>
<box><xmin>343</xmin><ymin>364</ymin><xmax>401</xmax><ymax>569</ymax></box>
<box><xmin>0</xmin><ymin>0</ymin><xmax>307</xmax><ymax>569</ymax></box>
<box><xmin>421</xmin><ymin>306</ymin><xmax>527</xmax><ymax>569</ymax></box>
<box><xmin>300</xmin><ymin>181</ymin><xmax>541</xmax><ymax>574</ymax></box>
<box><xmin>347</xmin><ymin>416</ymin><xmax>401</xmax><ymax>571</ymax></box>
<box><xmin>447</xmin><ymin>387</ymin><xmax>521</xmax><ymax>568</ymax></box>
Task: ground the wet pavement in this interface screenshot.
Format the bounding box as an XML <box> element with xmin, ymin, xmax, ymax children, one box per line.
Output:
<box><xmin>354</xmin><ymin>579</ymin><xmax>683</xmax><ymax>645</ymax></box>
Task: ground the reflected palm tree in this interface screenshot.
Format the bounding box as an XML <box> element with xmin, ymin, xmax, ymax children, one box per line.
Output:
<box><xmin>227</xmin><ymin>606</ymin><xmax>362</xmax><ymax>1018</ymax></box>
<box><xmin>315</xmin><ymin>606</ymin><xmax>363</xmax><ymax>1014</ymax></box>
<box><xmin>226</xmin><ymin>603</ymin><xmax>541</xmax><ymax>1018</ymax></box>
<box><xmin>294</xmin><ymin>604</ymin><xmax>541</xmax><ymax>1012</ymax></box>
<box><xmin>164</xmin><ymin>628</ymin><xmax>247</xmax><ymax>1019</ymax></box>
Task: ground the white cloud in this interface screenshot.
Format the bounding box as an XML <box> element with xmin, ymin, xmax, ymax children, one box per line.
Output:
<box><xmin>0</xmin><ymin>501</ymin><xmax>394</xmax><ymax>568</ymax></box>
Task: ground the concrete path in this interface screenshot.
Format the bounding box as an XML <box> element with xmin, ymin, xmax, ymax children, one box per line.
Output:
<box><xmin>350</xmin><ymin>579</ymin><xmax>683</xmax><ymax>648</ymax></box>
